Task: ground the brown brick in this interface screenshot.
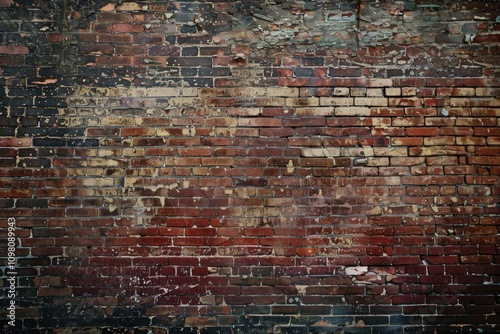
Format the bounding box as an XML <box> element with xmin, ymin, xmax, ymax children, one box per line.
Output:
<box><xmin>0</xmin><ymin>55</ymin><xmax>24</xmax><ymax>65</ymax></box>
<box><xmin>96</xmin><ymin>56</ymin><xmax>133</xmax><ymax>66</ymax></box>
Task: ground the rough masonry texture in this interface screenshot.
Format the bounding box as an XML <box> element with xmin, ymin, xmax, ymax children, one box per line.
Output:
<box><xmin>0</xmin><ymin>0</ymin><xmax>500</xmax><ymax>333</ymax></box>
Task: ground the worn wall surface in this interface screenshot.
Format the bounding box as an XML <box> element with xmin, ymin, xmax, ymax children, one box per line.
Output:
<box><xmin>1</xmin><ymin>0</ymin><xmax>500</xmax><ymax>333</ymax></box>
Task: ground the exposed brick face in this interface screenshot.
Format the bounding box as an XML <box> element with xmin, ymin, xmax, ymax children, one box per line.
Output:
<box><xmin>1</xmin><ymin>0</ymin><xmax>500</xmax><ymax>333</ymax></box>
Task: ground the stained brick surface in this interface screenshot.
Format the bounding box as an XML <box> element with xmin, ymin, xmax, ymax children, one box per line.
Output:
<box><xmin>1</xmin><ymin>0</ymin><xmax>500</xmax><ymax>333</ymax></box>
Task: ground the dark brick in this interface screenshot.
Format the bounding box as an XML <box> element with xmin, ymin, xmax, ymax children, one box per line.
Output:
<box><xmin>329</xmin><ymin>67</ymin><xmax>362</xmax><ymax>77</ymax></box>
<box><xmin>67</xmin><ymin>139</ymin><xmax>100</xmax><ymax>147</ymax></box>
<box><xmin>48</xmin><ymin>128</ymin><xmax>85</xmax><ymax>137</ymax></box>
<box><xmin>343</xmin><ymin>327</ymin><xmax>372</xmax><ymax>334</ymax></box>
<box><xmin>174</xmin><ymin>13</ymin><xmax>197</xmax><ymax>22</ymax></box>
<box><xmin>181</xmin><ymin>67</ymin><xmax>198</xmax><ymax>77</ymax></box>
<box><xmin>44</xmin><ymin>87</ymin><xmax>75</xmax><ymax>97</ymax></box>
<box><xmin>16</xmin><ymin>199</ymin><xmax>49</xmax><ymax>208</ymax></box>
<box><xmin>370</xmin><ymin>306</ymin><xmax>402</xmax><ymax>315</ymax></box>
<box><xmin>404</xmin><ymin>327</ymin><xmax>427</xmax><ymax>334</ymax></box>
<box><xmin>176</xmin><ymin>35</ymin><xmax>213</xmax><ymax>44</ymax></box>
<box><xmin>7</xmin><ymin>87</ymin><xmax>42</xmax><ymax>96</ymax></box>
<box><xmin>17</xmin><ymin>127</ymin><xmax>46</xmax><ymax>137</ymax></box>
<box><xmin>2</xmin><ymin>1</ymin><xmax>500</xmax><ymax>332</ymax></box>
<box><xmin>34</xmin><ymin>98</ymin><xmax>67</xmax><ymax>108</ymax></box>
<box><xmin>0</xmin><ymin>97</ymin><xmax>33</xmax><ymax>106</ymax></box>
<box><xmin>302</xmin><ymin>57</ymin><xmax>325</xmax><ymax>66</ymax></box>
<box><xmin>26</xmin><ymin>108</ymin><xmax>58</xmax><ymax>116</ymax></box>
<box><xmin>435</xmin><ymin>35</ymin><xmax>465</xmax><ymax>44</ymax></box>
<box><xmin>8</xmin><ymin>107</ymin><xmax>24</xmax><ymax>116</ymax></box>
<box><xmin>0</xmin><ymin>21</ymin><xmax>19</xmax><ymax>32</ymax></box>
<box><xmin>424</xmin><ymin>317</ymin><xmax>458</xmax><ymax>325</ymax></box>
<box><xmin>166</xmin><ymin>56</ymin><xmax>212</xmax><ymax>67</ymax></box>
<box><xmin>435</xmin><ymin>326</ymin><xmax>462</xmax><ymax>334</ymax></box>
<box><xmin>182</xmin><ymin>46</ymin><xmax>199</xmax><ymax>56</ymax></box>
<box><xmin>454</xmin><ymin>68</ymin><xmax>483</xmax><ymax>77</ymax></box>
<box><xmin>391</xmin><ymin>315</ymin><xmax>423</xmax><ymax>325</ymax></box>
<box><xmin>150</xmin><ymin>77</ymin><xmax>184</xmax><ymax>86</ymax></box>
<box><xmin>179</xmin><ymin>3</ymin><xmax>213</xmax><ymax>12</ymax></box>
<box><xmin>331</xmin><ymin>306</ymin><xmax>370</xmax><ymax>315</ymax></box>
<box><xmin>199</xmin><ymin>67</ymin><xmax>214</xmax><ymax>76</ymax></box>
<box><xmin>77</xmin><ymin>67</ymin><xmax>115</xmax><ymax>77</ymax></box>
<box><xmin>32</xmin><ymin>228</ymin><xmax>66</xmax><ymax>237</ymax></box>
<box><xmin>25</xmin><ymin>55</ymin><xmax>61</xmax><ymax>66</ymax></box>
<box><xmin>95</xmin><ymin>77</ymin><xmax>133</xmax><ymax>87</ymax></box>
<box><xmin>300</xmin><ymin>306</ymin><xmax>332</xmax><ymax>315</ymax></box>
<box><xmin>0</xmin><ymin>158</ymin><xmax>15</xmax><ymax>166</ymax></box>
<box><xmin>387</xmin><ymin>69</ymin><xmax>404</xmax><ymax>77</ymax></box>
<box><xmin>0</xmin><ymin>199</ymin><xmax>14</xmax><ymax>207</ymax></box>
<box><xmin>0</xmin><ymin>128</ymin><xmax>15</xmax><ymax>136</ymax></box>
<box><xmin>17</xmin><ymin>257</ymin><xmax>51</xmax><ymax>266</ymax></box>
<box><xmin>279</xmin><ymin>327</ymin><xmax>308</xmax><ymax>334</ymax></box>
<box><xmin>308</xmin><ymin>326</ymin><xmax>344</xmax><ymax>334</ymax></box>
<box><xmin>0</xmin><ymin>117</ymin><xmax>18</xmax><ymax>126</ymax></box>
<box><xmin>356</xmin><ymin>316</ymin><xmax>390</xmax><ymax>325</ymax></box>
<box><xmin>261</xmin><ymin>316</ymin><xmax>291</xmax><ymax>325</ymax></box>
<box><xmin>38</xmin><ymin>67</ymin><xmax>65</xmax><ymax>77</ymax></box>
<box><xmin>183</xmin><ymin>78</ymin><xmax>213</xmax><ymax>87</ymax></box>
<box><xmin>20</xmin><ymin>118</ymin><xmax>39</xmax><ymax>126</ymax></box>
<box><xmin>404</xmin><ymin>2</ymin><xmax>417</xmax><ymax>10</ymax></box>
<box><xmin>212</xmin><ymin>67</ymin><xmax>231</xmax><ymax>76</ymax></box>
<box><xmin>22</xmin><ymin>319</ymin><xmax>40</xmax><ymax>329</ymax></box>
<box><xmin>180</xmin><ymin>25</ymin><xmax>198</xmax><ymax>34</ymax></box>
<box><xmin>234</xmin><ymin>178</ymin><xmax>268</xmax><ymax>187</ymax></box>
<box><xmin>200</xmin><ymin>328</ymin><xmax>233</xmax><ymax>334</ymax></box>
<box><xmin>33</xmin><ymin>138</ymin><xmax>66</xmax><ymax>146</ymax></box>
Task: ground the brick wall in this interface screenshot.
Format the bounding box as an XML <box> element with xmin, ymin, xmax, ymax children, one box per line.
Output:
<box><xmin>1</xmin><ymin>0</ymin><xmax>499</xmax><ymax>333</ymax></box>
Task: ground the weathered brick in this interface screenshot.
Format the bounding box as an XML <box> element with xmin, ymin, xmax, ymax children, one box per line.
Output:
<box><xmin>385</xmin><ymin>87</ymin><xmax>401</xmax><ymax>96</ymax></box>
<box><xmin>355</xmin><ymin>97</ymin><xmax>388</xmax><ymax>106</ymax></box>
<box><xmin>335</xmin><ymin>107</ymin><xmax>371</xmax><ymax>116</ymax></box>
<box><xmin>320</xmin><ymin>97</ymin><xmax>353</xmax><ymax>106</ymax></box>
<box><xmin>286</xmin><ymin>97</ymin><xmax>319</xmax><ymax>107</ymax></box>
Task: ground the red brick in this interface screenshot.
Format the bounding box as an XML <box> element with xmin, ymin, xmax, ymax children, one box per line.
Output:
<box><xmin>468</xmin><ymin>156</ymin><xmax>500</xmax><ymax>165</ymax></box>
